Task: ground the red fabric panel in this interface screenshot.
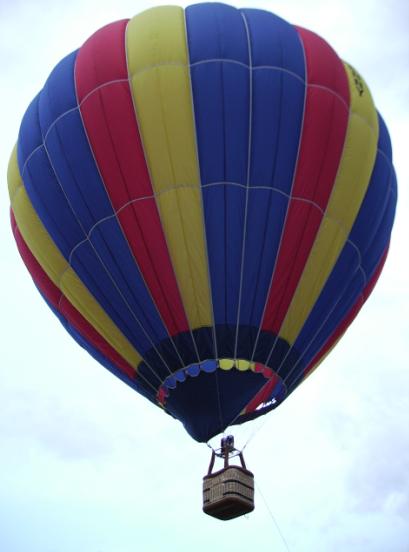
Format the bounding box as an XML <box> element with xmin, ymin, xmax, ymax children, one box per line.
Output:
<box><xmin>244</xmin><ymin>372</ymin><xmax>282</xmax><ymax>414</ymax></box>
<box><xmin>262</xmin><ymin>27</ymin><xmax>350</xmax><ymax>333</ymax></box>
<box><xmin>304</xmin><ymin>247</ymin><xmax>389</xmax><ymax>377</ymax></box>
<box><xmin>75</xmin><ymin>20</ymin><xmax>189</xmax><ymax>336</ymax></box>
<box><xmin>11</xmin><ymin>210</ymin><xmax>136</xmax><ymax>380</ymax></box>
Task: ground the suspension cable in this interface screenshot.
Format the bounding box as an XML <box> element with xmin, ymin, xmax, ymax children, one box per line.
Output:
<box><xmin>255</xmin><ymin>480</ymin><xmax>292</xmax><ymax>552</ymax></box>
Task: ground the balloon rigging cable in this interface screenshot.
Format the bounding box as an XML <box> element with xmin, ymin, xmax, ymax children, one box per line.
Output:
<box><xmin>255</xmin><ymin>480</ymin><xmax>292</xmax><ymax>552</ymax></box>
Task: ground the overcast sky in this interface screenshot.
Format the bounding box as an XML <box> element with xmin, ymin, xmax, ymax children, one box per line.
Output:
<box><xmin>1</xmin><ymin>1</ymin><xmax>408</xmax><ymax>551</ymax></box>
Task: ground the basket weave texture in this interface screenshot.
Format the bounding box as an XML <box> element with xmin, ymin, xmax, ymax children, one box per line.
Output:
<box><xmin>203</xmin><ymin>466</ymin><xmax>254</xmax><ymax>520</ymax></box>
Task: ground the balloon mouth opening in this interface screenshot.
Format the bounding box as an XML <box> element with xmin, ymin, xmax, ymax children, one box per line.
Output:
<box><xmin>156</xmin><ymin>358</ymin><xmax>287</xmax><ymax>414</ymax></box>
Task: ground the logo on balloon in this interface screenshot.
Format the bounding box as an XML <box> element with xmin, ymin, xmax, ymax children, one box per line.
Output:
<box><xmin>347</xmin><ymin>63</ymin><xmax>365</xmax><ymax>96</ymax></box>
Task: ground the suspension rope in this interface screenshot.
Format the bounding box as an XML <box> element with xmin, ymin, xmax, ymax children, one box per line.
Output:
<box><xmin>255</xmin><ymin>480</ymin><xmax>292</xmax><ymax>552</ymax></box>
<box><xmin>240</xmin><ymin>414</ymin><xmax>272</xmax><ymax>453</ymax></box>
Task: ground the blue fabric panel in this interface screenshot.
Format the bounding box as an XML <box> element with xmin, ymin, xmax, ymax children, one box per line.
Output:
<box><xmin>186</xmin><ymin>4</ymin><xmax>306</xmax><ymax>347</ymax></box>
<box><xmin>238</xmin><ymin>9</ymin><xmax>306</xmax><ymax>329</ymax></box>
<box><xmin>17</xmin><ymin>93</ymin><xmax>43</xmax><ymax>166</ymax></box>
<box><xmin>40</xmin><ymin>111</ymin><xmax>113</xmax><ymax>234</ymax></box>
<box><xmin>16</xmin><ymin>51</ymin><xmax>170</xmax><ymax>361</ymax></box>
<box><xmin>242</xmin><ymin>7</ymin><xmax>305</xmax><ymax>192</ymax></box>
<box><xmin>294</xmin><ymin>183</ymin><xmax>396</xmax><ymax>380</ymax></box>
<box><xmin>361</xmin><ymin>178</ymin><xmax>396</xmax><ymax>277</ymax></box>
<box><xmin>240</xmin><ymin>190</ymin><xmax>289</xmax><ymax>327</ymax></box>
<box><xmin>17</xmin><ymin>92</ymin><xmax>84</xmax><ymax>253</ymax></box>
<box><xmin>377</xmin><ymin>112</ymin><xmax>393</xmax><ymax>161</ymax></box>
<box><xmin>358</xmin><ymin>113</ymin><xmax>397</xmax><ymax>277</ymax></box>
<box><xmin>186</xmin><ymin>3</ymin><xmax>249</xmax><ymax>65</ymax></box>
<box><xmin>288</xmin><ymin>114</ymin><xmax>397</xmax><ymax>379</ymax></box>
<box><xmin>165</xmin><ymin>368</ymin><xmax>268</xmax><ymax>442</ymax></box>
<box><xmin>186</xmin><ymin>3</ymin><xmax>250</xmax><ymax>333</ymax></box>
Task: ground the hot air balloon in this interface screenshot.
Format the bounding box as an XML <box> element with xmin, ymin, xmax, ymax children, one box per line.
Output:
<box><xmin>8</xmin><ymin>3</ymin><xmax>397</xmax><ymax>520</ymax></box>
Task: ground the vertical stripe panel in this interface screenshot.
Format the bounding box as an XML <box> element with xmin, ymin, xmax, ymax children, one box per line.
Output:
<box><xmin>17</xmin><ymin>50</ymin><xmax>171</xmax><ymax>362</ymax></box>
<box><xmin>237</xmin><ymin>10</ymin><xmax>306</xmax><ymax>330</ymax></box>
<box><xmin>75</xmin><ymin>20</ymin><xmax>190</xmax><ymax>339</ymax></box>
<box><xmin>8</xmin><ymin>146</ymin><xmax>141</xmax><ymax>369</ymax></box>
<box><xmin>291</xmin><ymin>113</ymin><xmax>397</xmax><ymax>374</ymax></box>
<box><xmin>11</xmin><ymin>210</ymin><xmax>137</xmax><ymax>382</ymax></box>
<box><xmin>261</xmin><ymin>27</ymin><xmax>350</xmax><ymax>335</ymax></box>
<box><xmin>278</xmin><ymin>62</ymin><xmax>379</xmax><ymax>344</ymax></box>
<box><xmin>126</xmin><ymin>6</ymin><xmax>212</xmax><ymax>330</ymax></box>
<box><xmin>186</xmin><ymin>2</ymin><xmax>250</xmax><ymax>356</ymax></box>
<box><xmin>303</xmin><ymin>246</ymin><xmax>389</xmax><ymax>382</ymax></box>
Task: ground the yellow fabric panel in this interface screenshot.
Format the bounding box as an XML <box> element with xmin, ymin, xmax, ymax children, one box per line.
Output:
<box><xmin>236</xmin><ymin>359</ymin><xmax>251</xmax><ymax>371</ymax></box>
<box><xmin>219</xmin><ymin>359</ymin><xmax>235</xmax><ymax>370</ymax></box>
<box><xmin>126</xmin><ymin>6</ymin><xmax>212</xmax><ymax>329</ymax></box>
<box><xmin>8</xmin><ymin>146</ymin><xmax>141</xmax><ymax>369</ymax></box>
<box><xmin>280</xmin><ymin>63</ymin><xmax>379</xmax><ymax>344</ymax></box>
<box><xmin>218</xmin><ymin>359</ymin><xmax>255</xmax><ymax>372</ymax></box>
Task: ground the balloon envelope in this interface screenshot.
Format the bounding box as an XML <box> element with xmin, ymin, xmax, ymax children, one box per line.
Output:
<box><xmin>8</xmin><ymin>3</ymin><xmax>397</xmax><ymax>442</ymax></box>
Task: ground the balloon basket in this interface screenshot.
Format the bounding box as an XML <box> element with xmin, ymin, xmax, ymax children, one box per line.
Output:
<box><xmin>202</xmin><ymin>436</ymin><xmax>254</xmax><ymax>520</ymax></box>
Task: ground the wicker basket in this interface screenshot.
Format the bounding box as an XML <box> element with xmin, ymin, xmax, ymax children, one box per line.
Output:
<box><xmin>203</xmin><ymin>465</ymin><xmax>255</xmax><ymax>520</ymax></box>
